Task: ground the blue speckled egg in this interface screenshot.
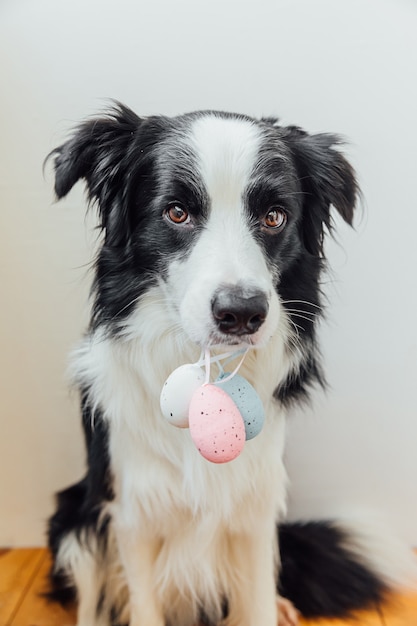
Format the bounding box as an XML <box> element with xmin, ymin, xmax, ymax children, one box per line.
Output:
<box><xmin>215</xmin><ymin>373</ymin><xmax>265</xmax><ymax>440</ymax></box>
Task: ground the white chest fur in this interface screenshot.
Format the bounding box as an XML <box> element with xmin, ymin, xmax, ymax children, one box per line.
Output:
<box><xmin>70</xmin><ymin>293</ymin><xmax>294</xmax><ymax>624</ymax></box>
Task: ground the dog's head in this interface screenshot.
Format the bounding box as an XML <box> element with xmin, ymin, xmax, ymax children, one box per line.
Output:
<box><xmin>50</xmin><ymin>104</ymin><xmax>357</xmax><ymax>365</ymax></box>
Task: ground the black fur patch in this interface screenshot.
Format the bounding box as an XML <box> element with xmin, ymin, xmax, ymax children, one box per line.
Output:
<box><xmin>278</xmin><ymin>521</ymin><xmax>388</xmax><ymax>617</ymax></box>
<box><xmin>46</xmin><ymin>391</ymin><xmax>112</xmax><ymax>604</ymax></box>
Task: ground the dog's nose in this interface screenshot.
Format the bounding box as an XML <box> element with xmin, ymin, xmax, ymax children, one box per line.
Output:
<box><xmin>212</xmin><ymin>287</ymin><xmax>269</xmax><ymax>336</ymax></box>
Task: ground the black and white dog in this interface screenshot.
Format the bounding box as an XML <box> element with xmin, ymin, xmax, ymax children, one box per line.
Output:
<box><xmin>47</xmin><ymin>104</ymin><xmax>413</xmax><ymax>626</ymax></box>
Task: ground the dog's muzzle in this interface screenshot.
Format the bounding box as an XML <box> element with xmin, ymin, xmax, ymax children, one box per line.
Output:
<box><xmin>211</xmin><ymin>286</ymin><xmax>269</xmax><ymax>336</ymax></box>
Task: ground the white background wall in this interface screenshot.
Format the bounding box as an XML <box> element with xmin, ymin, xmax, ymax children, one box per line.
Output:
<box><xmin>1</xmin><ymin>0</ymin><xmax>416</xmax><ymax>547</ymax></box>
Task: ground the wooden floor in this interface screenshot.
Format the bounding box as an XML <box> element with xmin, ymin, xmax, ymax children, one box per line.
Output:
<box><xmin>1</xmin><ymin>548</ymin><xmax>416</xmax><ymax>626</ymax></box>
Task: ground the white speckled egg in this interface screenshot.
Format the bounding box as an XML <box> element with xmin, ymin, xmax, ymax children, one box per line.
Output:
<box><xmin>160</xmin><ymin>364</ymin><xmax>206</xmax><ymax>427</ymax></box>
<box><xmin>215</xmin><ymin>373</ymin><xmax>265</xmax><ymax>440</ymax></box>
<box><xmin>189</xmin><ymin>384</ymin><xmax>246</xmax><ymax>463</ymax></box>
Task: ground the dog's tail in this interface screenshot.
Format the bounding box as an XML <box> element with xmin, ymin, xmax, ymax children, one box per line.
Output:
<box><xmin>278</xmin><ymin>517</ymin><xmax>417</xmax><ymax>618</ymax></box>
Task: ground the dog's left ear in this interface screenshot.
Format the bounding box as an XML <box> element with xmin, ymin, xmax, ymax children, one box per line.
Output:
<box><xmin>283</xmin><ymin>127</ymin><xmax>359</xmax><ymax>256</ymax></box>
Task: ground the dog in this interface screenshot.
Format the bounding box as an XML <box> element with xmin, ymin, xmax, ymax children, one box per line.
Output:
<box><xmin>46</xmin><ymin>104</ymin><xmax>413</xmax><ymax>626</ymax></box>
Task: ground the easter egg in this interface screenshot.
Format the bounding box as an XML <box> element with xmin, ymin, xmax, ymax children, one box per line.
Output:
<box><xmin>189</xmin><ymin>384</ymin><xmax>246</xmax><ymax>463</ymax></box>
<box><xmin>160</xmin><ymin>364</ymin><xmax>206</xmax><ymax>427</ymax></box>
<box><xmin>215</xmin><ymin>373</ymin><xmax>265</xmax><ymax>440</ymax></box>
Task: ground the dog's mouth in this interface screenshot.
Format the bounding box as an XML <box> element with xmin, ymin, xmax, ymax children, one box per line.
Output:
<box><xmin>206</xmin><ymin>330</ymin><xmax>261</xmax><ymax>350</ymax></box>
<box><xmin>210</xmin><ymin>334</ymin><xmax>252</xmax><ymax>346</ymax></box>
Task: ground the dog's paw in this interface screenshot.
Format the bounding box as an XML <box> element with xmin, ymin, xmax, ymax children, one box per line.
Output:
<box><xmin>277</xmin><ymin>596</ymin><xmax>299</xmax><ymax>626</ymax></box>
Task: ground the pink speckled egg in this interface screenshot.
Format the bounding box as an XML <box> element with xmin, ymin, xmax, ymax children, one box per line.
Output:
<box><xmin>189</xmin><ymin>384</ymin><xmax>246</xmax><ymax>463</ymax></box>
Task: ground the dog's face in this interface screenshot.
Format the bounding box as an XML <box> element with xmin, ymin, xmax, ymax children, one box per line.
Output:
<box><xmin>51</xmin><ymin>105</ymin><xmax>357</xmax><ymax>359</ymax></box>
<box><xmin>159</xmin><ymin>114</ymin><xmax>294</xmax><ymax>348</ymax></box>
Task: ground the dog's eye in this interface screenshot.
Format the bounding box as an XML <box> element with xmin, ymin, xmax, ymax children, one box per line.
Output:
<box><xmin>164</xmin><ymin>203</ymin><xmax>191</xmax><ymax>226</ymax></box>
<box><xmin>262</xmin><ymin>208</ymin><xmax>287</xmax><ymax>232</ymax></box>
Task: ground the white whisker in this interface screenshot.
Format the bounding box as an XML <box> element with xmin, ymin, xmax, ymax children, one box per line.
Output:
<box><xmin>285</xmin><ymin>308</ymin><xmax>320</xmax><ymax>318</ymax></box>
<box><xmin>281</xmin><ymin>299</ymin><xmax>322</xmax><ymax>311</ymax></box>
<box><xmin>287</xmin><ymin>312</ymin><xmax>318</xmax><ymax>324</ymax></box>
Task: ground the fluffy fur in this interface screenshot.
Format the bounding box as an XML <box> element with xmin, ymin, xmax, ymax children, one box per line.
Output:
<box><xmin>46</xmin><ymin>104</ymin><xmax>414</xmax><ymax>626</ymax></box>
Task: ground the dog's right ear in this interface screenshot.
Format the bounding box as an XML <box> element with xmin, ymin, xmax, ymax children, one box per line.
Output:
<box><xmin>48</xmin><ymin>104</ymin><xmax>142</xmax><ymax>237</ymax></box>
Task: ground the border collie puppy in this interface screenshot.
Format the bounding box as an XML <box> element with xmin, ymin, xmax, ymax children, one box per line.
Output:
<box><xmin>47</xmin><ymin>104</ymin><xmax>413</xmax><ymax>626</ymax></box>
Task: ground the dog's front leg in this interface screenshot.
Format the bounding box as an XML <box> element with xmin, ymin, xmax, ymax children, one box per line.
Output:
<box><xmin>115</xmin><ymin>520</ymin><xmax>164</xmax><ymax>626</ymax></box>
<box><xmin>225</xmin><ymin>529</ymin><xmax>278</xmax><ymax>626</ymax></box>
